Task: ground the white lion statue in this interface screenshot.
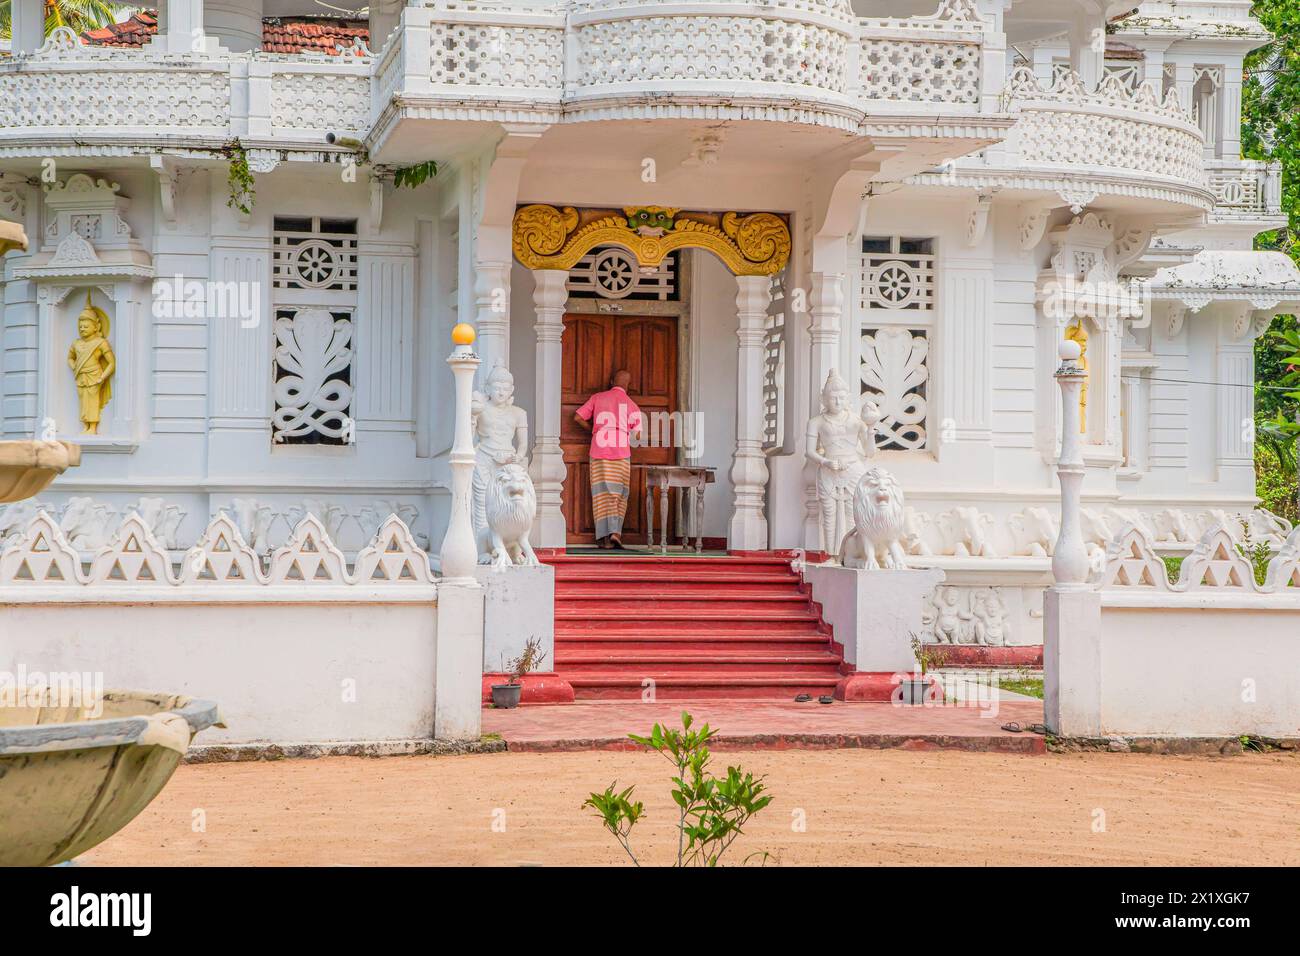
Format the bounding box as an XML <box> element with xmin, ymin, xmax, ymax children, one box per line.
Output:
<box><xmin>476</xmin><ymin>462</ymin><xmax>539</xmax><ymax>568</ymax></box>
<box><xmin>838</xmin><ymin>466</ymin><xmax>908</xmax><ymax>570</ymax></box>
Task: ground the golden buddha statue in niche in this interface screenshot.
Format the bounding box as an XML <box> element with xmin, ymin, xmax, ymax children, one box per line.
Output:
<box><xmin>67</xmin><ymin>292</ymin><xmax>115</xmax><ymax>434</ymax></box>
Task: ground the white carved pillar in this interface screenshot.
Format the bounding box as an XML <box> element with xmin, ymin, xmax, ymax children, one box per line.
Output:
<box><xmin>11</xmin><ymin>0</ymin><xmax>44</xmax><ymax>53</ymax></box>
<box><xmin>530</xmin><ymin>269</ymin><xmax>568</xmax><ymax>547</ymax></box>
<box><xmin>808</xmin><ymin>272</ymin><xmax>844</xmax><ymax>412</ymax></box>
<box><xmin>730</xmin><ymin>275</ymin><xmax>773</xmax><ymax>551</ymax></box>
<box><xmin>473</xmin><ymin>261</ymin><xmax>511</xmax><ymax>384</ymax></box>
<box><xmin>1173</xmin><ymin>61</ymin><xmax>1195</xmax><ymax>114</ymax></box>
<box><xmin>1052</xmin><ymin>340</ymin><xmax>1090</xmax><ymax>586</ymax></box>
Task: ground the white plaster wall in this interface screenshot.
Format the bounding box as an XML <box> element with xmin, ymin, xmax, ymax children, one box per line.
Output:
<box><xmin>1092</xmin><ymin>597</ymin><xmax>1299</xmax><ymax>737</ymax></box>
<box><xmin>0</xmin><ymin>600</ymin><xmax>438</xmax><ymax>744</ymax></box>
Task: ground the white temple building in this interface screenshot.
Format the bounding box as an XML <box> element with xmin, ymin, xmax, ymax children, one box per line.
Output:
<box><xmin>2</xmin><ymin>0</ymin><xmax>1299</xmax><ymax>723</ymax></box>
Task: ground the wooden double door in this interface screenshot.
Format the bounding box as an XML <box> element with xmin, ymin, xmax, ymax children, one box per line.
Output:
<box><xmin>561</xmin><ymin>313</ymin><xmax>678</xmax><ymax>545</ymax></box>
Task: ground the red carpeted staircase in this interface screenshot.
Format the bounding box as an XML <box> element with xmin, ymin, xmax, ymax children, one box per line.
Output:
<box><xmin>544</xmin><ymin>554</ymin><xmax>852</xmax><ymax>700</ymax></box>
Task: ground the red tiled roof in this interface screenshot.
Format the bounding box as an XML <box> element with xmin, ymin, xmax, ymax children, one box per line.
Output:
<box><xmin>81</xmin><ymin>13</ymin><xmax>370</xmax><ymax>56</ymax></box>
<box><xmin>81</xmin><ymin>10</ymin><xmax>157</xmax><ymax>48</ymax></box>
<box><xmin>263</xmin><ymin>19</ymin><xmax>370</xmax><ymax>56</ymax></box>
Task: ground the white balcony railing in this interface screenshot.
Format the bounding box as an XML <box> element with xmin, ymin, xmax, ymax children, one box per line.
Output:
<box><xmin>1205</xmin><ymin>158</ymin><xmax>1284</xmax><ymax>221</ymax></box>
<box><xmin>997</xmin><ymin>66</ymin><xmax>1208</xmax><ymax>192</ymax></box>
<box><xmin>0</xmin><ymin>27</ymin><xmax>374</xmax><ymax>149</ymax></box>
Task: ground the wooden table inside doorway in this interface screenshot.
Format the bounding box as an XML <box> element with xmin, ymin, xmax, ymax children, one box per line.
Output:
<box><xmin>635</xmin><ymin>464</ymin><xmax>717</xmax><ymax>554</ymax></box>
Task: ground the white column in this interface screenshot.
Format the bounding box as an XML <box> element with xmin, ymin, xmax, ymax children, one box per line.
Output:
<box><xmin>473</xmin><ymin>261</ymin><xmax>511</xmax><ymax>384</ymax></box>
<box><xmin>529</xmin><ymin>269</ymin><xmax>568</xmax><ymax>547</ymax></box>
<box><xmin>1067</xmin><ymin>16</ymin><xmax>1102</xmax><ymax>91</ymax></box>
<box><xmin>152</xmin><ymin>0</ymin><xmax>214</xmax><ymax>54</ymax></box>
<box><xmin>729</xmin><ymin>275</ymin><xmax>773</xmax><ymax>551</ymax></box>
<box><xmin>808</xmin><ymin>272</ymin><xmax>844</xmax><ymax>412</ymax></box>
<box><xmin>11</xmin><ymin>0</ymin><xmax>44</xmax><ymax>53</ymax></box>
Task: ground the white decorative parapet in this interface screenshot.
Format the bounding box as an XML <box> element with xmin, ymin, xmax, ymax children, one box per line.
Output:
<box><xmin>0</xmin><ymin>509</ymin><xmax>444</xmax><ymax>746</ymax></box>
<box><xmin>0</xmin><ymin>509</ymin><xmax>435</xmax><ymax>591</ymax></box>
<box><xmin>998</xmin><ymin>66</ymin><xmax>1207</xmax><ymax>192</ymax></box>
<box><xmin>0</xmin><ymin>27</ymin><xmax>373</xmax><ymax>150</ymax></box>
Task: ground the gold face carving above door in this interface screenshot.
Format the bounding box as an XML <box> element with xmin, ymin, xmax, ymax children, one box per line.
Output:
<box><xmin>512</xmin><ymin>204</ymin><xmax>791</xmax><ymax>276</ymax></box>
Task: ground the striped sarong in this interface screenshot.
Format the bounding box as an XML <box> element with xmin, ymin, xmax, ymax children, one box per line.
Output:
<box><xmin>590</xmin><ymin>457</ymin><xmax>632</xmax><ymax>539</ymax></box>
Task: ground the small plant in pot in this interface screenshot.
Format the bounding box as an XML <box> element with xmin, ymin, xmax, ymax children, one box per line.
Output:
<box><xmin>902</xmin><ymin>635</ymin><xmax>945</xmax><ymax>706</ymax></box>
<box><xmin>492</xmin><ymin>637</ymin><xmax>547</xmax><ymax>709</ymax></box>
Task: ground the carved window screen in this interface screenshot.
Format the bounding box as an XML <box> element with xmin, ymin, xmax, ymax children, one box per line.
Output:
<box><xmin>567</xmin><ymin>247</ymin><xmax>678</xmax><ymax>301</ymax></box>
<box><xmin>857</xmin><ymin>236</ymin><xmax>933</xmax><ymax>452</ymax></box>
<box><xmin>272</xmin><ymin>216</ymin><xmax>359</xmax><ymax>295</ymax></box>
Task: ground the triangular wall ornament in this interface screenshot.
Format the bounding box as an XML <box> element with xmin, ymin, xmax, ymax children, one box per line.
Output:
<box><xmin>1263</xmin><ymin>525</ymin><xmax>1300</xmax><ymax>591</ymax></box>
<box><xmin>87</xmin><ymin>513</ymin><xmax>176</xmax><ymax>585</ymax></box>
<box><xmin>179</xmin><ymin>513</ymin><xmax>266</xmax><ymax>585</ymax></box>
<box><xmin>352</xmin><ymin>514</ymin><xmax>436</xmax><ymax>586</ymax></box>
<box><xmin>1100</xmin><ymin>524</ymin><xmax>1170</xmax><ymax>590</ymax></box>
<box><xmin>0</xmin><ymin>510</ymin><xmax>86</xmax><ymax>585</ymax></box>
<box><xmin>1177</xmin><ymin>524</ymin><xmax>1259</xmax><ymax>592</ymax></box>
<box><xmin>267</xmin><ymin>513</ymin><xmax>351</xmax><ymax>585</ymax></box>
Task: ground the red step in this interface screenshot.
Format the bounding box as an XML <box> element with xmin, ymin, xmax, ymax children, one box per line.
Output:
<box><xmin>543</xmin><ymin>553</ymin><xmax>851</xmax><ymax>701</ymax></box>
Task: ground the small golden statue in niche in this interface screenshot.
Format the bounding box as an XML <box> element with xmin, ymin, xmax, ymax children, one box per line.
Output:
<box><xmin>67</xmin><ymin>292</ymin><xmax>115</xmax><ymax>434</ymax></box>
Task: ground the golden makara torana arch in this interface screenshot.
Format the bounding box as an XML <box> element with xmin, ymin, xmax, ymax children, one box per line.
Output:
<box><xmin>511</xmin><ymin>204</ymin><xmax>792</xmax><ymax>276</ymax></box>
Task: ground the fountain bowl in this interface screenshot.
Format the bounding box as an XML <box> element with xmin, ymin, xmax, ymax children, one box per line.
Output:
<box><xmin>0</xmin><ymin>440</ymin><xmax>81</xmax><ymax>504</ymax></box>
<box><xmin>0</xmin><ymin>691</ymin><xmax>222</xmax><ymax>866</ymax></box>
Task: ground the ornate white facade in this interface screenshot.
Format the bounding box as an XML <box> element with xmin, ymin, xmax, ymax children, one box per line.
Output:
<box><xmin>1</xmin><ymin>0</ymin><xmax>1294</xmax><ymax>652</ymax></box>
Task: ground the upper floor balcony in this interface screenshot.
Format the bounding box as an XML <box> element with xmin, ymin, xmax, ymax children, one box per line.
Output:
<box><xmin>911</xmin><ymin>66</ymin><xmax>1214</xmax><ymax>221</ymax></box>
<box><xmin>0</xmin><ymin>0</ymin><xmax>1011</xmax><ymax>163</ymax></box>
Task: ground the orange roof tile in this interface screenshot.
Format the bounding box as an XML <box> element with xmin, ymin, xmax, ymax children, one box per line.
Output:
<box><xmin>81</xmin><ymin>13</ymin><xmax>370</xmax><ymax>56</ymax></box>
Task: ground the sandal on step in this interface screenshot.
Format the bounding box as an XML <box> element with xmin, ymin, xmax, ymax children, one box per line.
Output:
<box><xmin>1001</xmin><ymin>722</ymin><xmax>1023</xmax><ymax>733</ymax></box>
<box><xmin>794</xmin><ymin>694</ymin><xmax>812</xmax><ymax>702</ymax></box>
<box><xmin>818</xmin><ymin>695</ymin><xmax>834</xmax><ymax>705</ymax></box>
<box><xmin>1027</xmin><ymin>723</ymin><xmax>1048</xmax><ymax>735</ymax></box>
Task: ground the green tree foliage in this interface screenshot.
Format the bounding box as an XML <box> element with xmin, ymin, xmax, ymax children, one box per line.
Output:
<box><xmin>1242</xmin><ymin>0</ymin><xmax>1300</xmax><ymax>497</ymax></box>
<box><xmin>0</xmin><ymin>0</ymin><xmax>136</xmax><ymax>38</ymax></box>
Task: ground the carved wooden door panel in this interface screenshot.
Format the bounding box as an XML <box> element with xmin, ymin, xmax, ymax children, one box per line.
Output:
<box><xmin>560</xmin><ymin>313</ymin><xmax>678</xmax><ymax>545</ymax></box>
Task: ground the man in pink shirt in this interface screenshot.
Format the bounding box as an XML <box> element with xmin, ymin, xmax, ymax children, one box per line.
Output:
<box><xmin>575</xmin><ymin>369</ymin><xmax>643</xmax><ymax>549</ymax></box>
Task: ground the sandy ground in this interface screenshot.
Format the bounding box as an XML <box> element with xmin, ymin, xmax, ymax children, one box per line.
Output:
<box><xmin>81</xmin><ymin>749</ymin><xmax>1300</xmax><ymax>867</ymax></box>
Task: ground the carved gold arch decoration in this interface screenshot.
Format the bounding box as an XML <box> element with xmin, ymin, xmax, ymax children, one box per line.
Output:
<box><xmin>512</xmin><ymin>204</ymin><xmax>791</xmax><ymax>276</ymax></box>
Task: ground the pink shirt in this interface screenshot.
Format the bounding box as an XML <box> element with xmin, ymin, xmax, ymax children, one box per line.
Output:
<box><xmin>576</xmin><ymin>386</ymin><xmax>643</xmax><ymax>460</ymax></box>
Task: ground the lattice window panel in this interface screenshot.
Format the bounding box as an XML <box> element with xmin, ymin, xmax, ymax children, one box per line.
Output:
<box><xmin>272</xmin><ymin>217</ymin><xmax>359</xmax><ymax>294</ymax></box>
<box><xmin>763</xmin><ymin>276</ymin><xmax>786</xmax><ymax>451</ymax></box>
<box><xmin>1208</xmin><ymin>171</ymin><xmax>1261</xmax><ymax>210</ymax></box>
<box><xmin>566</xmin><ymin>247</ymin><xmax>678</xmax><ymax>301</ymax></box>
<box><xmin>860</xmin><ymin>326</ymin><xmax>929</xmax><ymax>452</ymax></box>
<box><xmin>856</xmin><ymin>237</ymin><xmax>934</xmax><ymax>452</ymax></box>
<box><xmin>857</xmin><ymin>236</ymin><xmax>935</xmax><ymax>316</ymax></box>
<box><xmin>272</xmin><ymin>307</ymin><xmax>355</xmax><ymax>447</ymax></box>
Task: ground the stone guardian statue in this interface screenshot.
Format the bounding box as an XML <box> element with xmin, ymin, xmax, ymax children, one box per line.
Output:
<box><xmin>471</xmin><ymin>363</ymin><xmax>537</xmax><ymax>566</ymax></box>
<box><xmin>806</xmin><ymin>367</ymin><xmax>880</xmax><ymax>557</ymax></box>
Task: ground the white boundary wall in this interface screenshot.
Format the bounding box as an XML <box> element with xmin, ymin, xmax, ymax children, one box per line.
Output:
<box><xmin>1046</xmin><ymin>524</ymin><xmax>1300</xmax><ymax>738</ymax></box>
<box><xmin>0</xmin><ymin>509</ymin><xmax>470</xmax><ymax>745</ymax></box>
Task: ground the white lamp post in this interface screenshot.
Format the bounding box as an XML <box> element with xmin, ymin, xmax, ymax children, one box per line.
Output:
<box><xmin>440</xmin><ymin>323</ymin><xmax>482</xmax><ymax>583</ymax></box>
<box><xmin>434</xmin><ymin>323</ymin><xmax>485</xmax><ymax>741</ymax></box>
<box><xmin>1052</xmin><ymin>338</ymin><xmax>1090</xmax><ymax>586</ymax></box>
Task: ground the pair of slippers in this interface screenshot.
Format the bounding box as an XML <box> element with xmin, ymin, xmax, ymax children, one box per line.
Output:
<box><xmin>1001</xmin><ymin>722</ymin><xmax>1049</xmax><ymax>734</ymax></box>
<box><xmin>795</xmin><ymin>694</ymin><xmax>834</xmax><ymax>705</ymax></box>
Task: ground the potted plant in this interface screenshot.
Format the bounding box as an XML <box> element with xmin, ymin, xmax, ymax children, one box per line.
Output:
<box><xmin>902</xmin><ymin>635</ymin><xmax>945</xmax><ymax>706</ymax></box>
<box><xmin>491</xmin><ymin>637</ymin><xmax>547</xmax><ymax>709</ymax></box>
